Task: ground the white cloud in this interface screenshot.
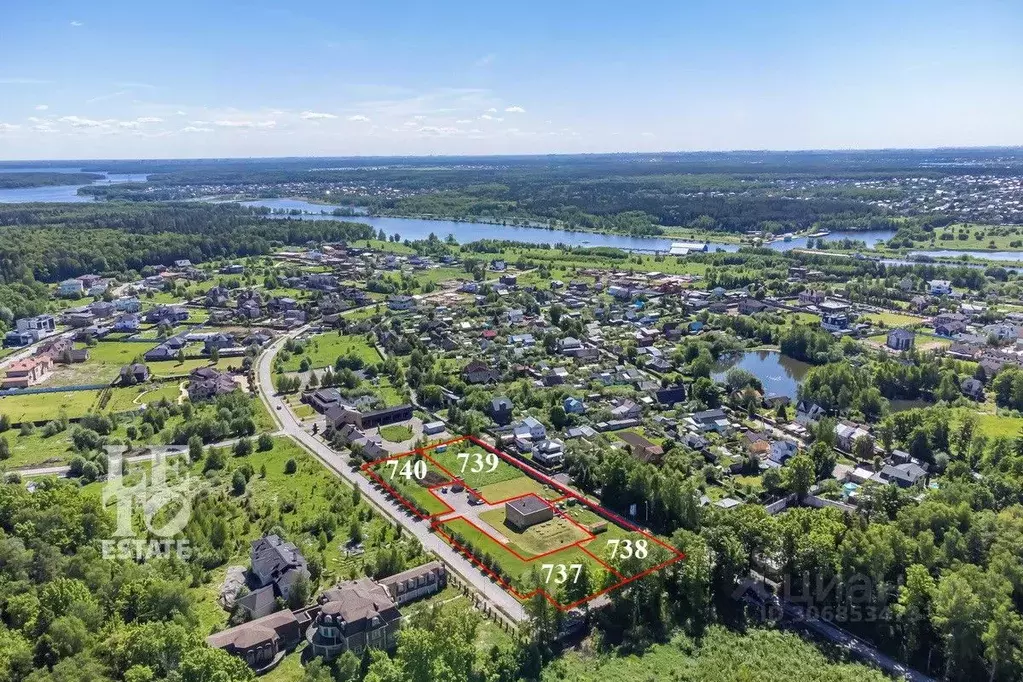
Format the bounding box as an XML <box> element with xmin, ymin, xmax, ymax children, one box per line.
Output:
<box><xmin>59</xmin><ymin>115</ymin><xmax>105</xmax><ymax>128</ymax></box>
<box><xmin>70</xmin><ymin>20</ymin><xmax>83</xmax><ymax>27</ymax></box>
<box><xmin>0</xmin><ymin>123</ymin><xmax>20</xmax><ymax>132</ymax></box>
<box><xmin>180</xmin><ymin>126</ymin><xmax>213</xmax><ymax>133</ymax></box>
<box><xmin>485</xmin><ymin>107</ymin><xmax>498</xmax><ymax>113</ymax></box>
<box><xmin>347</xmin><ymin>114</ymin><xmax>370</xmax><ymax>122</ymax></box>
<box><xmin>34</xmin><ymin>104</ymin><xmax>48</xmax><ymax>111</ymax></box>
<box><xmin>455</xmin><ymin>119</ymin><xmax>473</xmax><ymax>124</ymax></box>
<box><xmin>214</xmin><ymin>119</ymin><xmax>276</xmax><ymax>128</ymax></box>
<box><xmin>136</xmin><ymin>116</ymin><xmax>163</xmax><ymax>123</ymax></box>
<box><xmin>300</xmin><ymin>111</ymin><xmax>337</xmax><ymax>120</ymax></box>
<box><xmin>640</xmin><ymin>132</ymin><xmax>655</xmax><ymax>138</ymax></box>
<box><xmin>480</xmin><ymin>114</ymin><xmax>494</xmax><ymax>120</ymax></box>
<box><xmin>505</xmin><ymin>106</ymin><xmax>526</xmax><ymax>113</ymax></box>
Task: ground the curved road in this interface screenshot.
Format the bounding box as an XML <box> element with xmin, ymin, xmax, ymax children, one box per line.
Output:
<box><xmin>255</xmin><ymin>326</ymin><xmax>527</xmax><ymax>624</ymax></box>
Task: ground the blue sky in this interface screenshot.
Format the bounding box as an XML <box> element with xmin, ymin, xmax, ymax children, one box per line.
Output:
<box><xmin>0</xmin><ymin>0</ymin><xmax>1021</xmax><ymax>159</ymax></box>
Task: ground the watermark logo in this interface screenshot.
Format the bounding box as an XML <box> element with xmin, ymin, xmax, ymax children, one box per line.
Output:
<box><xmin>734</xmin><ymin>572</ymin><xmax>894</xmax><ymax>625</ymax></box>
<box><xmin>101</xmin><ymin>450</ymin><xmax>192</xmax><ymax>561</ymax></box>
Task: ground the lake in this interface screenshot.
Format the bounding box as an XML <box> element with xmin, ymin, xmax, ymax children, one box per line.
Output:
<box><xmin>711</xmin><ymin>350</ymin><xmax>810</xmax><ymax>400</ymax></box>
<box><xmin>0</xmin><ymin>169</ymin><xmax>148</xmax><ymax>204</ymax></box>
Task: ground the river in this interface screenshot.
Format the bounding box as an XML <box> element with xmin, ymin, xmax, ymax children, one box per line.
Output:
<box><xmin>3</xmin><ymin>170</ymin><xmax>1023</xmax><ymax>262</ymax></box>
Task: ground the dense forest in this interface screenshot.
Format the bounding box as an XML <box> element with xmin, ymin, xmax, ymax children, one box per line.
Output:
<box><xmin>0</xmin><ymin>173</ymin><xmax>103</xmax><ymax>189</ymax></box>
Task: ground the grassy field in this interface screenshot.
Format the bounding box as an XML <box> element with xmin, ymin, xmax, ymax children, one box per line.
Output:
<box><xmin>429</xmin><ymin>443</ymin><xmax>525</xmax><ymax>491</ymax></box>
<box><xmin>102</xmin><ymin>382</ymin><xmax>182</xmax><ymax>412</ymax></box>
<box><xmin>861</xmin><ymin>311</ymin><xmax>926</xmax><ymax>328</ymax></box>
<box><xmin>280</xmin><ymin>332</ymin><xmax>381</xmax><ymax>372</ymax></box>
<box><xmin>477</xmin><ymin>476</ymin><xmax>560</xmax><ymax>503</ymax></box>
<box><xmin>379</xmin><ymin>424</ymin><xmax>413</xmax><ymax>442</ymax></box>
<box><xmin>367</xmin><ymin>454</ymin><xmax>452</xmax><ymax>516</ymax></box>
<box><xmin>0</xmin><ymin>389</ymin><xmax>99</xmax><ymax>423</ymax></box>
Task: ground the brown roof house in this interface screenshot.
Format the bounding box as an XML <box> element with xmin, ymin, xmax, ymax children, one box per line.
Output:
<box><xmin>306</xmin><ymin>578</ymin><xmax>401</xmax><ymax>660</ymax></box>
<box><xmin>187</xmin><ymin>367</ymin><xmax>238</xmax><ymax>401</ymax></box>
<box><xmin>206</xmin><ymin>610</ymin><xmax>302</xmax><ymax>674</ymax></box>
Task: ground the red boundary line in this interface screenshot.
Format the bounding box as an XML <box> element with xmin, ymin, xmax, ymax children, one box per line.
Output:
<box><xmin>361</xmin><ymin>435</ymin><xmax>685</xmax><ymax>611</ymax></box>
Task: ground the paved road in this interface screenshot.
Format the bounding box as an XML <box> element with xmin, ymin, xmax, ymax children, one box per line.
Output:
<box><xmin>255</xmin><ymin>326</ymin><xmax>528</xmax><ymax>624</ymax></box>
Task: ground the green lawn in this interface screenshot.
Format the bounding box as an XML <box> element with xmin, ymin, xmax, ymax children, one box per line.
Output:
<box><xmin>429</xmin><ymin>443</ymin><xmax>525</xmax><ymax>490</ymax></box>
<box><xmin>102</xmin><ymin>383</ymin><xmax>182</xmax><ymax>412</ymax></box>
<box><xmin>861</xmin><ymin>311</ymin><xmax>925</xmax><ymax>328</ymax></box>
<box><xmin>280</xmin><ymin>332</ymin><xmax>381</xmax><ymax>372</ymax></box>
<box><xmin>379</xmin><ymin>424</ymin><xmax>413</xmax><ymax>442</ymax></box>
<box><xmin>0</xmin><ymin>389</ymin><xmax>99</xmax><ymax>423</ymax></box>
<box><xmin>477</xmin><ymin>476</ymin><xmax>559</xmax><ymax>503</ymax></box>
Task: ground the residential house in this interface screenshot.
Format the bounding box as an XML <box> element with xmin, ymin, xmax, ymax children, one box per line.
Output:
<box><xmin>187</xmin><ymin>367</ymin><xmax>238</xmax><ymax>401</ymax></box>
<box><xmin>237</xmin><ymin>535</ymin><xmax>311</xmax><ymax>620</ymax></box>
<box><xmin>387</xmin><ymin>295</ymin><xmax>416</xmax><ymax>311</ymax></box>
<box><xmin>687</xmin><ymin>408</ymin><xmax>732</xmax><ymax>434</ymax></box>
<box><xmin>795</xmin><ymin>401</ymin><xmax>826</xmax><ymax>426</ymax></box>
<box><xmin>532</xmin><ymin>439</ymin><xmax>565</xmax><ymax>467</ymax></box>
<box><xmin>929</xmin><ymin>279</ymin><xmax>953</xmax><ymax>296</ymax></box>
<box><xmin>611</xmin><ymin>400</ymin><xmax>642</xmax><ymax>420</ymax></box>
<box><xmin>377</xmin><ymin>562</ymin><xmax>447</xmax><ymax>607</ymax></box>
<box><xmin>655</xmin><ymin>386</ymin><xmax>686</xmax><ymax>406</ymax></box>
<box><xmin>819</xmin><ymin>300</ymin><xmax>850</xmax><ymax>332</ymax></box>
<box><xmin>207</xmin><ymin>610</ymin><xmax>301</xmax><ymax>672</ymax></box>
<box><xmin>112</xmin><ymin>313</ymin><xmax>141</xmax><ymax>332</ymax></box>
<box><xmin>58</xmin><ymin>279</ymin><xmax>85</xmax><ymax>297</ymax></box>
<box><xmin>490</xmin><ymin>396</ymin><xmax>513</xmax><ymax>425</ymax></box>
<box><xmin>2</xmin><ymin>356</ymin><xmax>53</xmax><ymax>389</ymax></box>
<box><xmin>307</xmin><ymin>579</ymin><xmax>401</xmax><ymax>659</ymax></box>
<box><xmin>875</xmin><ymin>462</ymin><xmax>927</xmax><ymax>488</ymax></box>
<box><xmin>793</xmin><ymin>290</ymin><xmax>826</xmax><ymax>304</ymax></box>
<box><xmin>563</xmin><ymin>396</ymin><xmax>585</xmax><ymax>414</ymax></box>
<box><xmin>738</xmin><ymin>298</ymin><xmax>767</xmax><ymax>315</ymax></box>
<box><xmin>835</xmin><ymin>422</ymin><xmax>872</xmax><ymax>452</ymax></box>
<box><xmin>505</xmin><ymin>496</ymin><xmax>553</xmax><ymax>531</ymax></box>
<box><xmin>119</xmin><ymin>363</ymin><xmax>150</xmax><ymax>385</ymax></box>
<box><xmin>462</xmin><ymin>359</ymin><xmax>499</xmax><ymax>384</ymax></box>
<box><xmin>326</xmin><ymin>404</ymin><xmax>413</xmax><ymax>431</ymax></box>
<box><xmin>512</xmin><ymin>416</ymin><xmax>547</xmax><ymax>441</ymax></box>
<box><xmin>618</xmin><ymin>431</ymin><xmax>664</xmax><ymax>462</ymax></box>
<box><xmin>961</xmin><ymin>377</ymin><xmax>985</xmax><ymax>401</ymax></box>
<box><xmin>886</xmin><ymin>328</ymin><xmax>915</xmax><ymax>351</ymax></box>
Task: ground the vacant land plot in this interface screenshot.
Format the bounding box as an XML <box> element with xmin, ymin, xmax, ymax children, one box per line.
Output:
<box><xmin>477</xmin><ymin>476</ymin><xmax>560</xmax><ymax>503</ymax></box>
<box><xmin>367</xmin><ymin>455</ymin><xmax>452</xmax><ymax>516</ymax></box>
<box><xmin>429</xmin><ymin>444</ymin><xmax>525</xmax><ymax>491</ymax></box>
<box><xmin>281</xmin><ymin>333</ymin><xmax>380</xmax><ymax>371</ymax></box>
<box><xmin>0</xmin><ymin>389</ymin><xmax>99</xmax><ymax>424</ymax></box>
<box><xmin>861</xmin><ymin>311</ymin><xmax>925</xmax><ymax>328</ymax></box>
